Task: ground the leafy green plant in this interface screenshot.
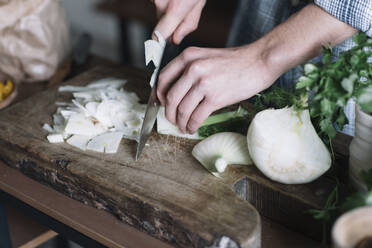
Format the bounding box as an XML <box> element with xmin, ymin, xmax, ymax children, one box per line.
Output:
<box><xmin>307</xmin><ymin>169</ymin><xmax>372</xmax><ymax>246</ymax></box>
<box><xmin>297</xmin><ymin>33</ymin><xmax>372</xmax><ymax>140</ymax></box>
<box><xmin>305</xmin><ymin>179</ymin><xmax>339</xmax><ymax>246</ymax></box>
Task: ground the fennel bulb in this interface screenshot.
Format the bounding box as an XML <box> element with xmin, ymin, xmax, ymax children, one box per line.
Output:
<box><xmin>247</xmin><ymin>107</ymin><xmax>331</xmax><ymax>184</ymax></box>
<box><xmin>192</xmin><ymin>132</ymin><xmax>252</xmax><ymax>177</ymax></box>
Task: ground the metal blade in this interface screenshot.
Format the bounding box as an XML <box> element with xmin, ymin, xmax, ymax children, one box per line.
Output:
<box><xmin>135</xmin><ymin>85</ymin><xmax>159</xmax><ymax>160</ymax></box>
<box><xmin>136</xmin><ymin>43</ymin><xmax>178</xmax><ymax>160</ymax></box>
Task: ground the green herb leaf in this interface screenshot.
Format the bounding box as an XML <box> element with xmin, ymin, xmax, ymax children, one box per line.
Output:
<box><xmin>341</xmin><ymin>73</ymin><xmax>358</xmax><ymax>93</ymax></box>
<box><xmin>357</xmin><ymin>85</ymin><xmax>372</xmax><ymax>113</ymax></box>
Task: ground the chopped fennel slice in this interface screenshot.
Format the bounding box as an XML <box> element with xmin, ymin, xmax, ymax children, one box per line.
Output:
<box><xmin>192</xmin><ymin>132</ymin><xmax>252</xmax><ymax>177</ymax></box>
<box><xmin>42</xmin><ymin>123</ymin><xmax>54</xmax><ymax>133</ymax></box>
<box><xmin>85</xmin><ymin>102</ymin><xmax>99</xmax><ymax>116</ymax></box>
<box><xmin>64</xmin><ymin>114</ymin><xmax>106</xmax><ymax>137</ymax></box>
<box><xmin>58</xmin><ymin>86</ymin><xmax>90</xmax><ymax>92</ymax></box>
<box><xmin>157</xmin><ymin>107</ymin><xmax>201</xmax><ymax>139</ymax></box>
<box><xmin>144</xmin><ymin>30</ymin><xmax>165</xmax><ymax>87</ymax></box>
<box><xmin>53</xmin><ymin>114</ymin><xmax>65</xmax><ymax>126</ymax></box>
<box><xmin>86</xmin><ymin>132</ymin><xmax>123</xmax><ymax>153</ymax></box>
<box><xmin>67</xmin><ymin>135</ymin><xmax>90</xmax><ymax>151</ymax></box>
<box><xmin>87</xmin><ymin>78</ymin><xmax>127</xmax><ymax>89</ymax></box>
<box><xmin>144</xmin><ymin>41</ymin><xmax>163</xmax><ymax>67</ymax></box>
<box><xmin>47</xmin><ymin>134</ymin><xmax>64</xmax><ymax>143</ymax></box>
<box><xmin>46</xmin><ymin>78</ymin><xmax>145</xmax><ymax>153</ymax></box>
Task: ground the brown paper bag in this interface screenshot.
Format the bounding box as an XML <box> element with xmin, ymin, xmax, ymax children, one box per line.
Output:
<box><xmin>0</xmin><ymin>0</ymin><xmax>70</xmax><ymax>83</ymax></box>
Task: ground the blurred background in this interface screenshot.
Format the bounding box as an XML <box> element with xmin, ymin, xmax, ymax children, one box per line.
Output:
<box><xmin>62</xmin><ymin>0</ymin><xmax>237</xmax><ymax>67</ymax></box>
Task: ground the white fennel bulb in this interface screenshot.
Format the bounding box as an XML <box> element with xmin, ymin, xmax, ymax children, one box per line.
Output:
<box><xmin>247</xmin><ymin>107</ymin><xmax>331</xmax><ymax>184</ymax></box>
<box><xmin>192</xmin><ymin>132</ymin><xmax>252</xmax><ymax>177</ymax></box>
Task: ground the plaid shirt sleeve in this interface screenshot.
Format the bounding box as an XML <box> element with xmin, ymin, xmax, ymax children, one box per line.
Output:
<box><xmin>314</xmin><ymin>0</ymin><xmax>372</xmax><ymax>37</ymax></box>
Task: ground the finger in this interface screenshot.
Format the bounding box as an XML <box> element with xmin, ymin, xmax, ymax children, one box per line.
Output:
<box><xmin>152</xmin><ymin>0</ymin><xmax>167</xmax><ymax>19</ymax></box>
<box><xmin>157</xmin><ymin>57</ymin><xmax>187</xmax><ymax>106</ymax></box>
<box><xmin>176</xmin><ymin>84</ymin><xmax>204</xmax><ymax>133</ymax></box>
<box><xmin>164</xmin><ymin>71</ymin><xmax>196</xmax><ymax>125</ymax></box>
<box><xmin>157</xmin><ymin>47</ymin><xmax>206</xmax><ymax>106</ymax></box>
<box><xmin>173</xmin><ymin>0</ymin><xmax>205</xmax><ymax>44</ymax></box>
<box><xmin>187</xmin><ymin>99</ymin><xmax>214</xmax><ymax>134</ymax></box>
<box><xmin>164</xmin><ymin>59</ymin><xmax>208</xmax><ymax>125</ymax></box>
<box><xmin>153</xmin><ymin>1</ymin><xmax>198</xmax><ymax>40</ymax></box>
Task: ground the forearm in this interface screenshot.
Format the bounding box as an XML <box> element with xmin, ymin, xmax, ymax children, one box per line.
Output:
<box><xmin>256</xmin><ymin>3</ymin><xmax>357</xmax><ymax>80</ymax></box>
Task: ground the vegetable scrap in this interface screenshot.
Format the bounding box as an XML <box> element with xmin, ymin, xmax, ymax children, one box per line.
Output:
<box><xmin>144</xmin><ymin>30</ymin><xmax>165</xmax><ymax>88</ymax></box>
<box><xmin>192</xmin><ymin>132</ymin><xmax>252</xmax><ymax>177</ymax></box>
<box><xmin>43</xmin><ymin>78</ymin><xmax>147</xmax><ymax>153</ymax></box>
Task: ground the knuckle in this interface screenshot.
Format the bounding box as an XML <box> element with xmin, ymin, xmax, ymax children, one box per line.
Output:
<box><xmin>188</xmin><ymin>60</ymin><xmax>205</xmax><ymax>75</ymax></box>
<box><xmin>177</xmin><ymin>109</ymin><xmax>186</xmax><ymax>119</ymax></box>
<box><xmin>187</xmin><ymin>117</ymin><xmax>201</xmax><ymax>131</ymax></box>
<box><xmin>182</xmin><ymin>46</ymin><xmax>200</xmax><ymax>60</ymax></box>
<box><xmin>184</xmin><ymin>22</ymin><xmax>198</xmax><ymax>32</ymax></box>
<box><xmin>166</xmin><ymin>93</ymin><xmax>175</xmax><ymax>105</ymax></box>
<box><xmin>204</xmin><ymin>96</ymin><xmax>216</xmax><ymax>106</ymax></box>
<box><xmin>177</xmin><ymin>104</ymin><xmax>188</xmax><ymax>118</ymax></box>
<box><xmin>199</xmin><ymin>76</ymin><xmax>211</xmax><ymax>87</ymax></box>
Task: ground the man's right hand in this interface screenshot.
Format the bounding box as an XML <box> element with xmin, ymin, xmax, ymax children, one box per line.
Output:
<box><xmin>152</xmin><ymin>0</ymin><xmax>206</xmax><ymax>44</ymax></box>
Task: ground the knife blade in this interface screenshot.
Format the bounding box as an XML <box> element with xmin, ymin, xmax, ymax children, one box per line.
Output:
<box><xmin>136</xmin><ymin>43</ymin><xmax>179</xmax><ymax>160</ymax></box>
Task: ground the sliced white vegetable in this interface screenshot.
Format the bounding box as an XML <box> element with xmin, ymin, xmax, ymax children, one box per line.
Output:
<box><xmin>144</xmin><ymin>31</ymin><xmax>165</xmax><ymax>88</ymax></box>
<box><xmin>60</xmin><ymin>110</ymin><xmax>78</xmax><ymax>119</ymax></box>
<box><xmin>67</xmin><ymin>135</ymin><xmax>90</xmax><ymax>151</ymax></box>
<box><xmin>192</xmin><ymin>132</ymin><xmax>252</xmax><ymax>177</ymax></box>
<box><xmin>85</xmin><ymin>102</ymin><xmax>99</xmax><ymax>116</ymax></box>
<box><xmin>144</xmin><ymin>31</ymin><xmax>165</xmax><ymax>67</ymax></box>
<box><xmin>53</xmin><ymin>114</ymin><xmax>65</xmax><ymax>126</ymax></box>
<box><xmin>149</xmin><ymin>68</ymin><xmax>159</xmax><ymax>88</ymax></box>
<box><xmin>42</xmin><ymin>123</ymin><xmax>54</xmax><ymax>133</ymax></box>
<box><xmin>46</xmin><ymin>78</ymin><xmax>145</xmax><ymax>153</ymax></box>
<box><xmin>145</xmin><ymin>41</ymin><xmax>162</xmax><ymax>67</ymax></box>
<box><xmin>65</xmin><ymin>114</ymin><xmax>105</xmax><ymax>137</ymax></box>
<box><xmin>157</xmin><ymin>107</ymin><xmax>201</xmax><ymax>139</ymax></box>
<box><xmin>55</xmin><ymin>102</ymin><xmax>71</xmax><ymax>106</ymax></box>
<box><xmin>247</xmin><ymin>107</ymin><xmax>331</xmax><ymax>184</ymax></box>
<box><xmin>58</xmin><ymin>86</ymin><xmax>90</xmax><ymax>92</ymax></box>
<box><xmin>86</xmin><ymin>132</ymin><xmax>123</xmax><ymax>153</ymax></box>
<box><xmin>87</xmin><ymin>78</ymin><xmax>126</xmax><ymax>89</ymax></box>
<box><xmin>47</xmin><ymin>134</ymin><xmax>64</xmax><ymax>143</ymax></box>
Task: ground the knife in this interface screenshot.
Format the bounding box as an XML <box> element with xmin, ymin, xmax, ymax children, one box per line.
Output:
<box><xmin>136</xmin><ymin>43</ymin><xmax>179</xmax><ymax>160</ymax></box>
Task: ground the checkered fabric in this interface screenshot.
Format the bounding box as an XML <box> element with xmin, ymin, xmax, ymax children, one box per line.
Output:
<box><xmin>227</xmin><ymin>0</ymin><xmax>372</xmax><ymax>136</ymax></box>
<box><xmin>315</xmin><ymin>0</ymin><xmax>372</xmax><ymax>37</ymax></box>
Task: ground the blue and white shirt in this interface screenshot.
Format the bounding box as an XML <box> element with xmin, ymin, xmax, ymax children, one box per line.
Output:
<box><xmin>227</xmin><ymin>0</ymin><xmax>372</xmax><ymax>136</ymax></box>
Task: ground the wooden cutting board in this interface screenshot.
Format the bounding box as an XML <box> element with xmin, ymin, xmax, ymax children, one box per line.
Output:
<box><xmin>0</xmin><ymin>66</ymin><xmax>351</xmax><ymax>247</ymax></box>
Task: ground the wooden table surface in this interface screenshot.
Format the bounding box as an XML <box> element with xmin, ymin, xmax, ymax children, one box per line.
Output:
<box><xmin>0</xmin><ymin>162</ymin><xmax>317</xmax><ymax>248</ymax></box>
<box><xmin>0</xmin><ymin>63</ymin><xmax>319</xmax><ymax>248</ymax></box>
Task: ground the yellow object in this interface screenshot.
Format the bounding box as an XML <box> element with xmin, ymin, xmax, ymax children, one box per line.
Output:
<box><xmin>4</xmin><ymin>80</ymin><xmax>13</xmax><ymax>97</ymax></box>
<box><xmin>0</xmin><ymin>80</ymin><xmax>14</xmax><ymax>101</ymax></box>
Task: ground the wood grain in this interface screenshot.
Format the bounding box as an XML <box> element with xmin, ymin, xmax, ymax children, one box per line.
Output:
<box><xmin>0</xmin><ymin>66</ymin><xmax>261</xmax><ymax>248</ymax></box>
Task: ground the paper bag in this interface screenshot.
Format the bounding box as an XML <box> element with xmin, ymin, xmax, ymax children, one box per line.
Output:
<box><xmin>0</xmin><ymin>0</ymin><xmax>70</xmax><ymax>83</ymax></box>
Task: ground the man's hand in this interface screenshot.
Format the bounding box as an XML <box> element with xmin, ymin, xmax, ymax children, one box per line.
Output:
<box><xmin>157</xmin><ymin>3</ymin><xmax>356</xmax><ymax>134</ymax></box>
<box><xmin>157</xmin><ymin>44</ymin><xmax>278</xmax><ymax>134</ymax></box>
<box><xmin>152</xmin><ymin>0</ymin><xmax>206</xmax><ymax>44</ymax></box>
